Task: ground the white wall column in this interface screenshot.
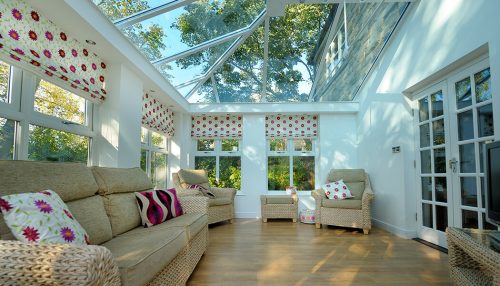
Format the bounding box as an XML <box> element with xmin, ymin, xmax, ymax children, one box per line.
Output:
<box><xmin>169</xmin><ymin>112</ymin><xmax>192</xmax><ymax>187</ymax></box>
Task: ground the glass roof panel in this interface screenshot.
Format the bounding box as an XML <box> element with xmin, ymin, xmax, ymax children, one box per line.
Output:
<box><xmin>156</xmin><ymin>41</ymin><xmax>234</xmax><ymax>87</ymax></box>
<box><xmin>177</xmin><ymin>82</ymin><xmax>198</xmax><ymax>96</ymax></box>
<box><xmin>213</xmin><ymin>24</ymin><xmax>264</xmax><ymax>103</ymax></box>
<box><xmin>93</xmin><ymin>0</ymin><xmax>171</xmax><ymax>21</ymax></box>
<box><xmin>119</xmin><ymin>0</ymin><xmax>265</xmax><ymax>61</ymax></box>
<box><xmin>188</xmin><ymin>80</ymin><xmax>216</xmax><ymax>103</ymax></box>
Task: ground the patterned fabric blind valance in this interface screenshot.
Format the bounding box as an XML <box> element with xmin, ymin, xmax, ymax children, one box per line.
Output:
<box><xmin>266</xmin><ymin>114</ymin><xmax>318</xmax><ymax>138</ymax></box>
<box><xmin>142</xmin><ymin>93</ymin><xmax>175</xmax><ymax>137</ymax></box>
<box><xmin>0</xmin><ymin>0</ymin><xmax>107</xmax><ymax>103</ymax></box>
<box><xmin>191</xmin><ymin>114</ymin><xmax>242</xmax><ymax>139</ymax></box>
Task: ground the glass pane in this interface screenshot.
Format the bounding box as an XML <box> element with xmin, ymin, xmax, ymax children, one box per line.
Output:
<box><xmin>422</xmin><ymin>203</ymin><xmax>433</xmax><ymax>228</ymax></box>
<box><xmin>93</xmin><ymin>0</ymin><xmax>167</xmax><ymax>21</ymax></box>
<box><xmin>187</xmin><ymin>81</ymin><xmax>217</xmax><ymax>103</ymax></box>
<box><xmin>140</xmin><ymin>150</ymin><xmax>147</xmax><ymax>172</ymax></box>
<box><xmin>268</xmin><ymin>156</ymin><xmax>289</xmax><ymax>190</ymax></box>
<box><xmin>435</xmin><ymin>205</ymin><xmax>448</xmax><ymax>232</ymax></box>
<box><xmin>462</xmin><ymin>210</ymin><xmax>478</xmax><ymax>228</ymax></box>
<box><xmin>474</xmin><ymin>68</ymin><xmax>491</xmax><ymax>103</ymax></box>
<box><xmin>435</xmin><ymin>177</ymin><xmax>447</xmax><ymax>203</ymax></box>
<box><xmin>419</xmin><ymin>97</ymin><xmax>429</xmax><ymax>122</ymax></box>
<box><xmin>477</xmin><ymin>104</ymin><xmax>494</xmax><ymax>138</ymax></box>
<box><xmin>219</xmin><ymin>156</ymin><xmax>241</xmax><ymax>189</ymax></box>
<box><xmin>432</xmin><ymin>119</ymin><xmax>445</xmax><ymax>146</ymax></box>
<box><xmin>293</xmin><ymin>156</ymin><xmax>315</xmax><ymax>190</ymax></box>
<box><xmin>221</xmin><ymin>139</ymin><xmax>239</xmax><ymax>152</ymax></box>
<box><xmin>0</xmin><ymin>117</ymin><xmax>15</xmax><ymax>159</ymax></box>
<box><xmin>151</xmin><ymin>131</ymin><xmax>166</xmax><ymax>148</ymax></box>
<box><xmin>434</xmin><ymin>148</ymin><xmax>446</xmax><ymax>173</ymax></box>
<box><xmin>483</xmin><ymin>213</ymin><xmax>497</xmax><ymax>230</ymax></box>
<box><xmin>420</xmin><ymin>150</ymin><xmax>431</xmax><ymax>174</ymax></box>
<box><xmin>151</xmin><ymin>152</ymin><xmax>167</xmax><ymax>189</ymax></box>
<box><xmin>461</xmin><ymin>177</ymin><xmax>477</xmax><ymax>207</ymax></box>
<box><xmin>0</xmin><ymin>61</ymin><xmax>10</xmax><ymax>103</ymax></box>
<box><xmin>421</xmin><ymin>177</ymin><xmax>432</xmax><ymax>201</ymax></box>
<box><xmin>455</xmin><ymin>77</ymin><xmax>472</xmax><ymax>109</ymax></box>
<box><xmin>479</xmin><ymin>141</ymin><xmax>485</xmax><ymax>173</ymax></box>
<box><xmin>34</xmin><ymin>80</ymin><xmax>86</xmax><ymax>125</ymax></box>
<box><xmin>457</xmin><ymin>110</ymin><xmax>474</xmax><ymax>141</ymax></box>
<box><xmin>178</xmin><ymin>82</ymin><xmax>197</xmax><ymax>97</ymax></box>
<box><xmin>269</xmin><ymin>139</ymin><xmax>287</xmax><ymax>152</ymax></box>
<box><xmin>141</xmin><ymin>127</ymin><xmax>149</xmax><ymax>144</ymax></box>
<box><xmin>28</xmin><ymin>125</ymin><xmax>88</xmax><ymax>162</ymax></box>
<box><xmin>194</xmin><ymin>156</ymin><xmax>217</xmax><ymax>186</ymax></box>
<box><xmin>419</xmin><ymin>123</ymin><xmax>430</xmax><ymax>148</ymax></box>
<box><xmin>459</xmin><ymin>143</ymin><xmax>475</xmax><ymax>173</ymax></box>
<box><xmin>197</xmin><ymin>139</ymin><xmax>215</xmax><ymax>151</ymax></box>
<box><xmin>431</xmin><ymin>91</ymin><xmax>444</xmax><ymax>118</ymax></box>
<box><xmin>294</xmin><ymin>139</ymin><xmax>312</xmax><ymax>152</ymax></box>
<box><xmin>480</xmin><ymin>176</ymin><xmax>485</xmax><ymax>208</ymax></box>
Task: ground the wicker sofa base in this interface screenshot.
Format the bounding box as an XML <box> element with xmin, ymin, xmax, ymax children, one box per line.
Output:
<box><xmin>147</xmin><ymin>226</ymin><xmax>208</xmax><ymax>286</ymax></box>
<box><xmin>208</xmin><ymin>204</ymin><xmax>233</xmax><ymax>224</ymax></box>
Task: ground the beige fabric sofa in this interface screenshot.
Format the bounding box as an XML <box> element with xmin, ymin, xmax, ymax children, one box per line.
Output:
<box><xmin>173</xmin><ymin>169</ymin><xmax>236</xmax><ymax>225</ymax></box>
<box><xmin>0</xmin><ymin>160</ymin><xmax>209</xmax><ymax>286</ymax></box>
<box><xmin>312</xmin><ymin>169</ymin><xmax>374</xmax><ymax>234</ymax></box>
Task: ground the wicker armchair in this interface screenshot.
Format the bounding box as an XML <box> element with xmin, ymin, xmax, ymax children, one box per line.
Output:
<box><xmin>173</xmin><ymin>169</ymin><xmax>236</xmax><ymax>225</ymax></box>
<box><xmin>312</xmin><ymin>169</ymin><xmax>374</xmax><ymax>234</ymax></box>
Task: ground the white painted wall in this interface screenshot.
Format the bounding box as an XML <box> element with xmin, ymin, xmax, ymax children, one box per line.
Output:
<box><xmin>356</xmin><ymin>0</ymin><xmax>500</xmax><ymax>238</ymax></box>
<box><xmin>169</xmin><ymin>112</ymin><xmax>192</xmax><ymax>188</ymax></box>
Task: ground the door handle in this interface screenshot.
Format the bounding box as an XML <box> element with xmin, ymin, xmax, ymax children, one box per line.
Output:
<box><xmin>449</xmin><ymin>158</ymin><xmax>458</xmax><ymax>173</ymax></box>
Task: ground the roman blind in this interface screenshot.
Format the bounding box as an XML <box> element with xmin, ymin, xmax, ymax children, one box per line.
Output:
<box><xmin>265</xmin><ymin>114</ymin><xmax>318</xmax><ymax>138</ymax></box>
<box><xmin>191</xmin><ymin>114</ymin><xmax>242</xmax><ymax>138</ymax></box>
<box><xmin>142</xmin><ymin>93</ymin><xmax>174</xmax><ymax>137</ymax></box>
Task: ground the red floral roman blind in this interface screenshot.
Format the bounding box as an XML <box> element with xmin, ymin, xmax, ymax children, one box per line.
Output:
<box><xmin>0</xmin><ymin>0</ymin><xmax>107</xmax><ymax>103</ymax></box>
<box><xmin>142</xmin><ymin>93</ymin><xmax>175</xmax><ymax>137</ymax></box>
<box><xmin>265</xmin><ymin>114</ymin><xmax>318</xmax><ymax>138</ymax></box>
<box><xmin>191</xmin><ymin>114</ymin><xmax>242</xmax><ymax>139</ymax></box>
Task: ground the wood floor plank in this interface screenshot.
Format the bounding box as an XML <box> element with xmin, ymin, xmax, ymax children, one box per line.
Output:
<box><xmin>188</xmin><ymin>219</ymin><xmax>451</xmax><ymax>285</ymax></box>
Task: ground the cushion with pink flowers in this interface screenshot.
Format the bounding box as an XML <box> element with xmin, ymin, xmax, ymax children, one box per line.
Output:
<box><xmin>135</xmin><ymin>188</ymin><xmax>184</xmax><ymax>227</ymax></box>
<box><xmin>0</xmin><ymin>190</ymin><xmax>89</xmax><ymax>244</ymax></box>
<box><xmin>322</xmin><ymin>180</ymin><xmax>354</xmax><ymax>200</ymax></box>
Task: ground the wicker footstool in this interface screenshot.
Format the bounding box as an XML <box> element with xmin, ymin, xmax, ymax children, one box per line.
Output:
<box><xmin>260</xmin><ymin>195</ymin><xmax>298</xmax><ymax>222</ymax></box>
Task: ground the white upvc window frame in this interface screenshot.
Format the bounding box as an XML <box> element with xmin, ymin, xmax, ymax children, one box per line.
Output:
<box><xmin>141</xmin><ymin>127</ymin><xmax>169</xmax><ymax>189</ymax></box>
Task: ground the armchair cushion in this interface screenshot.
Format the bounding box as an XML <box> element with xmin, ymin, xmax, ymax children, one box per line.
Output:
<box><xmin>265</xmin><ymin>196</ymin><xmax>294</xmax><ymax>204</ymax></box>
<box><xmin>208</xmin><ymin>197</ymin><xmax>232</xmax><ymax>206</ymax></box>
<box><xmin>177</xmin><ymin>169</ymin><xmax>211</xmax><ymax>190</ymax></box>
<box><xmin>322</xmin><ymin>199</ymin><xmax>362</xmax><ymax>209</ymax></box>
<box><xmin>345</xmin><ymin>182</ymin><xmax>365</xmax><ymax>200</ymax></box>
<box><xmin>328</xmin><ymin>169</ymin><xmax>365</xmax><ymax>183</ymax></box>
<box><xmin>322</xmin><ymin>180</ymin><xmax>354</xmax><ymax>200</ymax></box>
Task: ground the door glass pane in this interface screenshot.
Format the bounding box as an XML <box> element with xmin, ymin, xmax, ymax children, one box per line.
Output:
<box><xmin>479</xmin><ymin>141</ymin><xmax>485</xmax><ymax>173</ymax></box>
<box><xmin>219</xmin><ymin>156</ymin><xmax>241</xmax><ymax>189</ymax></box>
<box><xmin>474</xmin><ymin>68</ymin><xmax>491</xmax><ymax>103</ymax></box>
<box><xmin>431</xmin><ymin>91</ymin><xmax>444</xmax><ymax>118</ymax></box>
<box><xmin>152</xmin><ymin>152</ymin><xmax>167</xmax><ymax>189</ymax></box>
<box><xmin>0</xmin><ymin>117</ymin><xmax>15</xmax><ymax>159</ymax></box>
<box><xmin>462</xmin><ymin>210</ymin><xmax>478</xmax><ymax>228</ymax></box>
<box><xmin>197</xmin><ymin>139</ymin><xmax>215</xmax><ymax>151</ymax></box>
<box><xmin>419</xmin><ymin>97</ymin><xmax>429</xmax><ymax>122</ymax></box>
<box><xmin>459</xmin><ymin>143</ymin><xmax>475</xmax><ymax>173</ymax></box>
<box><xmin>269</xmin><ymin>139</ymin><xmax>287</xmax><ymax>151</ymax></box>
<box><xmin>294</xmin><ymin>139</ymin><xmax>313</xmax><ymax>152</ymax></box>
<box><xmin>480</xmin><ymin>177</ymin><xmax>485</xmax><ymax>208</ymax></box>
<box><xmin>455</xmin><ymin>77</ymin><xmax>472</xmax><ymax>109</ymax></box>
<box><xmin>435</xmin><ymin>177</ymin><xmax>447</xmax><ymax>203</ymax></box>
<box><xmin>432</xmin><ymin>119</ymin><xmax>445</xmax><ymax>145</ymax></box>
<box><xmin>457</xmin><ymin>110</ymin><xmax>474</xmax><ymax>141</ymax></box>
<box><xmin>422</xmin><ymin>203</ymin><xmax>433</xmax><ymax>228</ymax></box>
<box><xmin>483</xmin><ymin>213</ymin><xmax>497</xmax><ymax>230</ymax></box>
<box><xmin>140</xmin><ymin>150</ymin><xmax>147</xmax><ymax>172</ymax></box>
<box><xmin>419</xmin><ymin>124</ymin><xmax>430</xmax><ymax>148</ymax></box>
<box><xmin>34</xmin><ymin>80</ymin><xmax>86</xmax><ymax>125</ymax></box>
<box><xmin>434</xmin><ymin>148</ymin><xmax>446</xmax><ymax>173</ymax></box>
<box><xmin>435</xmin><ymin>205</ymin><xmax>448</xmax><ymax>232</ymax></box>
<box><xmin>268</xmin><ymin>156</ymin><xmax>289</xmax><ymax>190</ymax></box>
<box><xmin>0</xmin><ymin>61</ymin><xmax>10</xmax><ymax>103</ymax></box>
<box><xmin>421</xmin><ymin>150</ymin><xmax>431</xmax><ymax>174</ymax></box>
<box><xmin>477</xmin><ymin>104</ymin><xmax>494</xmax><ymax>138</ymax></box>
<box><xmin>194</xmin><ymin>156</ymin><xmax>216</xmax><ymax>186</ymax></box>
<box><xmin>461</xmin><ymin>177</ymin><xmax>477</xmax><ymax>207</ymax></box>
<box><xmin>421</xmin><ymin>177</ymin><xmax>432</xmax><ymax>201</ymax></box>
<box><xmin>293</xmin><ymin>156</ymin><xmax>315</xmax><ymax>190</ymax></box>
<box><xmin>28</xmin><ymin>125</ymin><xmax>89</xmax><ymax>162</ymax></box>
<box><xmin>221</xmin><ymin>139</ymin><xmax>239</xmax><ymax>152</ymax></box>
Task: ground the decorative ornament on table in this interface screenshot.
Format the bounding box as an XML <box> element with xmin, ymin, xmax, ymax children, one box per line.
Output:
<box><xmin>285</xmin><ymin>186</ymin><xmax>297</xmax><ymax>195</ymax></box>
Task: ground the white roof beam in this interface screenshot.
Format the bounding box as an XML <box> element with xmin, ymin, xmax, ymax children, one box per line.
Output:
<box><xmin>261</xmin><ymin>17</ymin><xmax>270</xmax><ymax>103</ymax></box>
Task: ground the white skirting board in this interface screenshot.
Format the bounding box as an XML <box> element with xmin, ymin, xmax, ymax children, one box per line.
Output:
<box><xmin>371</xmin><ymin>218</ymin><xmax>417</xmax><ymax>239</ymax></box>
<box><xmin>235</xmin><ymin>212</ymin><xmax>259</xmax><ymax>219</ymax></box>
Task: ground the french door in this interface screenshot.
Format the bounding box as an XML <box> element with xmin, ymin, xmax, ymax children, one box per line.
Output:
<box><xmin>415</xmin><ymin>58</ymin><xmax>497</xmax><ymax>248</ymax></box>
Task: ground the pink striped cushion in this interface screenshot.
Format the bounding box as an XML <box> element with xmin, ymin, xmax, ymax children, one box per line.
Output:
<box><xmin>135</xmin><ymin>188</ymin><xmax>184</xmax><ymax>227</ymax></box>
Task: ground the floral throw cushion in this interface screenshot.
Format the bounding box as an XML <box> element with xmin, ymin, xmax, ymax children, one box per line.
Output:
<box><xmin>322</xmin><ymin>180</ymin><xmax>354</xmax><ymax>200</ymax></box>
<box><xmin>135</xmin><ymin>188</ymin><xmax>184</xmax><ymax>227</ymax></box>
<box><xmin>187</xmin><ymin>184</ymin><xmax>216</xmax><ymax>198</ymax></box>
<box><xmin>0</xmin><ymin>190</ymin><xmax>90</xmax><ymax>244</ymax></box>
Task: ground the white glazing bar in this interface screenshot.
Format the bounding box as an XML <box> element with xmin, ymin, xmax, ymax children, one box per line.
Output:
<box><xmin>211</xmin><ymin>75</ymin><xmax>220</xmax><ymax>103</ymax></box>
<box><xmin>261</xmin><ymin>17</ymin><xmax>270</xmax><ymax>103</ymax></box>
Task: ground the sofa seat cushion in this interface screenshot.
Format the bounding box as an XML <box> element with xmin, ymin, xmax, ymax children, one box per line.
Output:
<box><xmin>322</xmin><ymin>199</ymin><xmax>362</xmax><ymax>209</ymax></box>
<box><xmin>208</xmin><ymin>197</ymin><xmax>232</xmax><ymax>206</ymax></box>
<box><xmin>265</xmin><ymin>196</ymin><xmax>294</xmax><ymax>204</ymax></box>
<box><xmin>125</xmin><ymin>213</ymin><xmax>207</xmax><ymax>240</ymax></box>
<box><xmin>102</xmin><ymin>227</ymin><xmax>187</xmax><ymax>286</ymax></box>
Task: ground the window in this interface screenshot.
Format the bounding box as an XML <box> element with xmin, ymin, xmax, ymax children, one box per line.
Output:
<box><xmin>0</xmin><ymin>61</ymin><xmax>11</xmax><ymax>103</ymax></box>
<box><xmin>267</xmin><ymin>139</ymin><xmax>316</xmax><ymax>191</ymax></box>
<box><xmin>28</xmin><ymin>125</ymin><xmax>89</xmax><ymax>162</ymax></box>
<box><xmin>141</xmin><ymin>127</ymin><xmax>169</xmax><ymax>189</ymax></box>
<box><xmin>194</xmin><ymin>139</ymin><xmax>241</xmax><ymax>189</ymax></box>
<box><xmin>0</xmin><ymin>117</ymin><xmax>16</xmax><ymax>159</ymax></box>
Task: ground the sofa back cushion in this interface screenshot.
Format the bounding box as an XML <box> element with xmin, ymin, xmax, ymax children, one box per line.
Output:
<box><xmin>328</xmin><ymin>169</ymin><xmax>366</xmax><ymax>200</ymax></box>
<box><xmin>0</xmin><ymin>160</ymin><xmax>100</xmax><ymax>240</ymax></box>
<box><xmin>66</xmin><ymin>196</ymin><xmax>113</xmax><ymax>244</ymax></box>
<box><xmin>103</xmin><ymin>193</ymin><xmax>142</xmax><ymax>236</ymax></box>
<box><xmin>92</xmin><ymin>167</ymin><xmax>153</xmax><ymax>195</ymax></box>
<box><xmin>177</xmin><ymin>169</ymin><xmax>211</xmax><ymax>190</ymax></box>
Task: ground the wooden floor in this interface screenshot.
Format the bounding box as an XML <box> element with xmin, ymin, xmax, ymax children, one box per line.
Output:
<box><xmin>187</xmin><ymin>219</ymin><xmax>452</xmax><ymax>286</ymax></box>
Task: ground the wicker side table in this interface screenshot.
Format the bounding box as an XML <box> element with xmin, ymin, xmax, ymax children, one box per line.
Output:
<box><xmin>260</xmin><ymin>195</ymin><xmax>298</xmax><ymax>222</ymax></box>
<box><xmin>446</xmin><ymin>227</ymin><xmax>500</xmax><ymax>286</ymax></box>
